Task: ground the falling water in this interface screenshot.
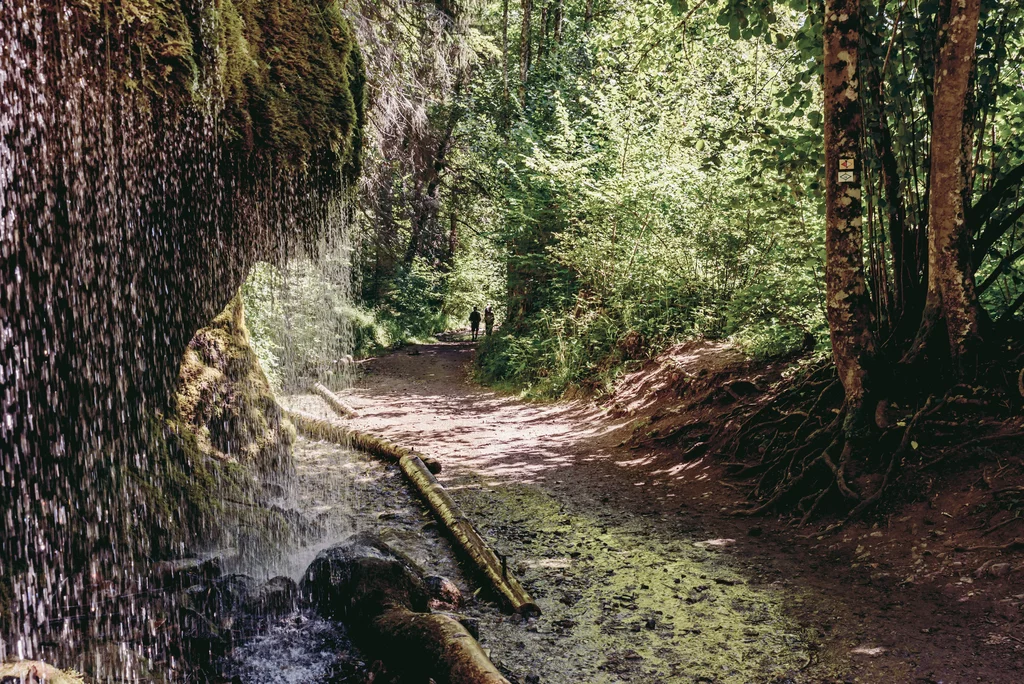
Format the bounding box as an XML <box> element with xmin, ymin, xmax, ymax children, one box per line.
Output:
<box><xmin>1</xmin><ymin>0</ymin><xmax>363</xmax><ymax>679</ymax></box>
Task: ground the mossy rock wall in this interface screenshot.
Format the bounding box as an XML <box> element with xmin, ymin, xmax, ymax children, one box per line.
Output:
<box><xmin>0</xmin><ymin>0</ymin><xmax>364</xmax><ymax>644</ymax></box>
<box><xmin>140</xmin><ymin>295</ymin><xmax>298</xmax><ymax>561</ymax></box>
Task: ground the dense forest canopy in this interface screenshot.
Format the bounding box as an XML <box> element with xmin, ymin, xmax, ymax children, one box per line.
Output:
<box><xmin>279</xmin><ymin>0</ymin><xmax>1022</xmax><ymax>397</ymax></box>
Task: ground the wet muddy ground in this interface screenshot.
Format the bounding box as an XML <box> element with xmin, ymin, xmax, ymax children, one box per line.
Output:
<box><xmin>273</xmin><ymin>340</ymin><xmax>1024</xmax><ymax>683</ymax></box>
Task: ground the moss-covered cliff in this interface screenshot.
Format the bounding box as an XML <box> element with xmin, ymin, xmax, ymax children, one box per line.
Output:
<box><xmin>67</xmin><ymin>0</ymin><xmax>365</xmax><ymax>176</ymax></box>
<box><xmin>140</xmin><ymin>296</ymin><xmax>298</xmax><ymax>561</ymax></box>
<box><xmin>0</xmin><ymin>0</ymin><xmax>365</xmax><ymax>650</ymax></box>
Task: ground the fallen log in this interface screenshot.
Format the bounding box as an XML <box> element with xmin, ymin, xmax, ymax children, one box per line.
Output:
<box><xmin>286</xmin><ymin>409</ymin><xmax>442</xmax><ymax>474</ymax></box>
<box><xmin>312</xmin><ymin>382</ymin><xmax>360</xmax><ymax>418</ymax></box>
<box><xmin>303</xmin><ymin>533</ymin><xmax>512</xmax><ymax>684</ymax></box>
<box><xmin>371</xmin><ymin>607</ymin><xmax>509</xmax><ymax>684</ymax></box>
<box><xmin>399</xmin><ymin>454</ymin><xmax>540</xmax><ymax>617</ymax></box>
<box><xmin>287</xmin><ymin>409</ymin><xmax>539</xmax><ymax>616</ymax></box>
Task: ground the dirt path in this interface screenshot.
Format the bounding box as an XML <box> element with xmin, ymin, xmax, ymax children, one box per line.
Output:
<box><xmin>291</xmin><ymin>340</ymin><xmax>1024</xmax><ymax>683</ymax></box>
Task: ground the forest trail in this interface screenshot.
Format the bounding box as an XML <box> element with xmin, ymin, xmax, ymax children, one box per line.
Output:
<box><xmin>291</xmin><ymin>339</ymin><xmax>1024</xmax><ymax>683</ymax></box>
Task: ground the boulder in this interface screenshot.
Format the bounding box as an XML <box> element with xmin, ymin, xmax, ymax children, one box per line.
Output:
<box><xmin>300</xmin><ymin>532</ymin><xmax>429</xmax><ymax>625</ymax></box>
<box><xmin>150</xmin><ymin>556</ymin><xmax>222</xmax><ymax>590</ymax></box>
<box><xmin>244</xmin><ymin>576</ymin><xmax>299</xmax><ymax>619</ymax></box>
<box><xmin>187</xmin><ymin>573</ymin><xmax>257</xmax><ymax>623</ymax></box>
<box><xmin>0</xmin><ymin>661</ymin><xmax>84</xmax><ymax>684</ymax></box>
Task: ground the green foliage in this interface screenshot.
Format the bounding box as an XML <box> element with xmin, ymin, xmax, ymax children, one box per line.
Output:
<box><xmin>351</xmin><ymin>0</ymin><xmax>1024</xmax><ymax>394</ymax></box>
<box><xmin>463</xmin><ymin>0</ymin><xmax>827</xmax><ymax>395</ymax></box>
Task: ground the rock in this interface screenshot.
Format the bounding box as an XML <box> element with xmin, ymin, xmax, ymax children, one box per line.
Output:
<box><xmin>0</xmin><ymin>661</ymin><xmax>84</xmax><ymax>684</ymax></box>
<box><xmin>991</xmin><ymin>563</ymin><xmax>1012</xmax><ymax>578</ymax></box>
<box><xmin>245</xmin><ymin>576</ymin><xmax>298</xmax><ymax>618</ymax></box>
<box><xmin>424</xmin><ymin>575</ymin><xmax>463</xmax><ymax>609</ymax></box>
<box><xmin>150</xmin><ymin>556</ymin><xmax>222</xmax><ymax>590</ymax></box>
<box><xmin>187</xmin><ymin>573</ymin><xmax>257</xmax><ymax>622</ymax></box>
<box><xmin>300</xmin><ymin>532</ymin><xmax>429</xmax><ymax>625</ymax></box>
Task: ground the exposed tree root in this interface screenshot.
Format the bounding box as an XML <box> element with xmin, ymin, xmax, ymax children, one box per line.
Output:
<box><xmin>961</xmin><ymin>538</ymin><xmax>1024</xmax><ymax>553</ymax></box>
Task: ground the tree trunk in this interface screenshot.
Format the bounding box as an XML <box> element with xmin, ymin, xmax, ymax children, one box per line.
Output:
<box><xmin>286</xmin><ymin>410</ymin><xmax>539</xmax><ymax>616</ymax></box>
<box><xmin>862</xmin><ymin>51</ymin><xmax>920</xmax><ymax>332</ymax></box>
<box><xmin>913</xmin><ymin>0</ymin><xmax>983</xmax><ymax>375</ymax></box>
<box><xmin>502</xmin><ymin>0</ymin><xmax>510</xmax><ymax>127</ymax></box>
<box><xmin>539</xmin><ymin>3</ymin><xmax>549</xmax><ymax>60</ymax></box>
<box><xmin>553</xmin><ymin>0</ymin><xmax>563</xmax><ymax>47</ymax></box>
<box><xmin>823</xmin><ymin>0</ymin><xmax>877</xmax><ymax>419</ymax></box>
<box><xmin>519</xmin><ymin>0</ymin><xmax>533</xmax><ymax>104</ymax></box>
<box><xmin>446</xmin><ymin>207</ymin><xmax>459</xmax><ymax>267</ymax></box>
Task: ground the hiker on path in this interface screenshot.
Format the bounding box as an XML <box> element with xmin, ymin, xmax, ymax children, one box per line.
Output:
<box><xmin>469</xmin><ymin>306</ymin><xmax>482</xmax><ymax>341</ymax></box>
<box><xmin>484</xmin><ymin>305</ymin><xmax>495</xmax><ymax>337</ymax></box>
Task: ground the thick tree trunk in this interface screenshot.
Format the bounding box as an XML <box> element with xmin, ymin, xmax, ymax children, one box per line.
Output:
<box><xmin>519</xmin><ymin>0</ymin><xmax>533</xmax><ymax>104</ymax></box>
<box><xmin>914</xmin><ymin>0</ymin><xmax>983</xmax><ymax>375</ymax></box>
<box><xmin>823</xmin><ymin>0</ymin><xmax>877</xmax><ymax>417</ymax></box>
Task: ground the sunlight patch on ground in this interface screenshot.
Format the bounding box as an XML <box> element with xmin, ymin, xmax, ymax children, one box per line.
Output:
<box><xmin>694</xmin><ymin>538</ymin><xmax>736</xmax><ymax>548</ymax></box>
<box><xmin>616</xmin><ymin>456</ymin><xmax>656</xmax><ymax>467</ymax></box>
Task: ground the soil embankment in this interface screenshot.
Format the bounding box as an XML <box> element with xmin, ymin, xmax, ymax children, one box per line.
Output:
<box><xmin>289</xmin><ymin>339</ymin><xmax>1024</xmax><ymax>683</ymax></box>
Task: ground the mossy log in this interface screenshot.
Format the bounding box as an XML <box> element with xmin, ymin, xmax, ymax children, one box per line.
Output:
<box><xmin>286</xmin><ymin>410</ymin><xmax>539</xmax><ymax>615</ymax></box>
<box><xmin>312</xmin><ymin>382</ymin><xmax>360</xmax><ymax>418</ymax></box>
<box><xmin>397</xmin><ymin>455</ymin><xmax>540</xmax><ymax>616</ymax></box>
<box><xmin>371</xmin><ymin>607</ymin><xmax>510</xmax><ymax>684</ymax></box>
<box><xmin>286</xmin><ymin>410</ymin><xmax>441</xmax><ymax>474</ymax></box>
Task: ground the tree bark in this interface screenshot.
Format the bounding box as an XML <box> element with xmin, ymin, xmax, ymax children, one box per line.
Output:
<box><xmin>519</xmin><ymin>0</ymin><xmax>533</xmax><ymax>104</ymax></box>
<box><xmin>913</xmin><ymin>0</ymin><xmax>983</xmax><ymax>375</ymax></box>
<box><xmin>502</xmin><ymin>0</ymin><xmax>510</xmax><ymax>126</ymax></box>
<box><xmin>286</xmin><ymin>410</ymin><xmax>539</xmax><ymax>616</ymax></box>
<box><xmin>312</xmin><ymin>382</ymin><xmax>359</xmax><ymax>418</ymax></box>
<box><xmin>823</xmin><ymin>0</ymin><xmax>877</xmax><ymax>417</ymax></box>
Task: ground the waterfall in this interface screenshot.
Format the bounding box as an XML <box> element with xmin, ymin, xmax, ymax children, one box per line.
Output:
<box><xmin>0</xmin><ymin>0</ymin><xmax>364</xmax><ymax>677</ymax></box>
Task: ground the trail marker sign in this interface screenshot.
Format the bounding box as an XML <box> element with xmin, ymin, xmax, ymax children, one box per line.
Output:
<box><xmin>838</xmin><ymin>157</ymin><xmax>856</xmax><ymax>183</ymax></box>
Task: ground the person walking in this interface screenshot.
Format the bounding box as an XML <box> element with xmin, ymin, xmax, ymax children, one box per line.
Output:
<box><xmin>484</xmin><ymin>305</ymin><xmax>495</xmax><ymax>337</ymax></box>
<box><xmin>469</xmin><ymin>306</ymin><xmax>482</xmax><ymax>341</ymax></box>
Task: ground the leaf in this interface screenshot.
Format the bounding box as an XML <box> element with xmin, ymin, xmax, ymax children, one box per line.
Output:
<box><xmin>669</xmin><ymin>0</ymin><xmax>690</xmax><ymax>14</ymax></box>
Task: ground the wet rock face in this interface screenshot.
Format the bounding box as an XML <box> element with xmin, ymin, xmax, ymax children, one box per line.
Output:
<box><xmin>301</xmin><ymin>533</ymin><xmax>430</xmax><ymax>624</ymax></box>
<box><xmin>0</xmin><ymin>0</ymin><xmax>364</xmax><ymax>650</ymax></box>
<box><xmin>245</xmin><ymin>576</ymin><xmax>299</xmax><ymax>620</ymax></box>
